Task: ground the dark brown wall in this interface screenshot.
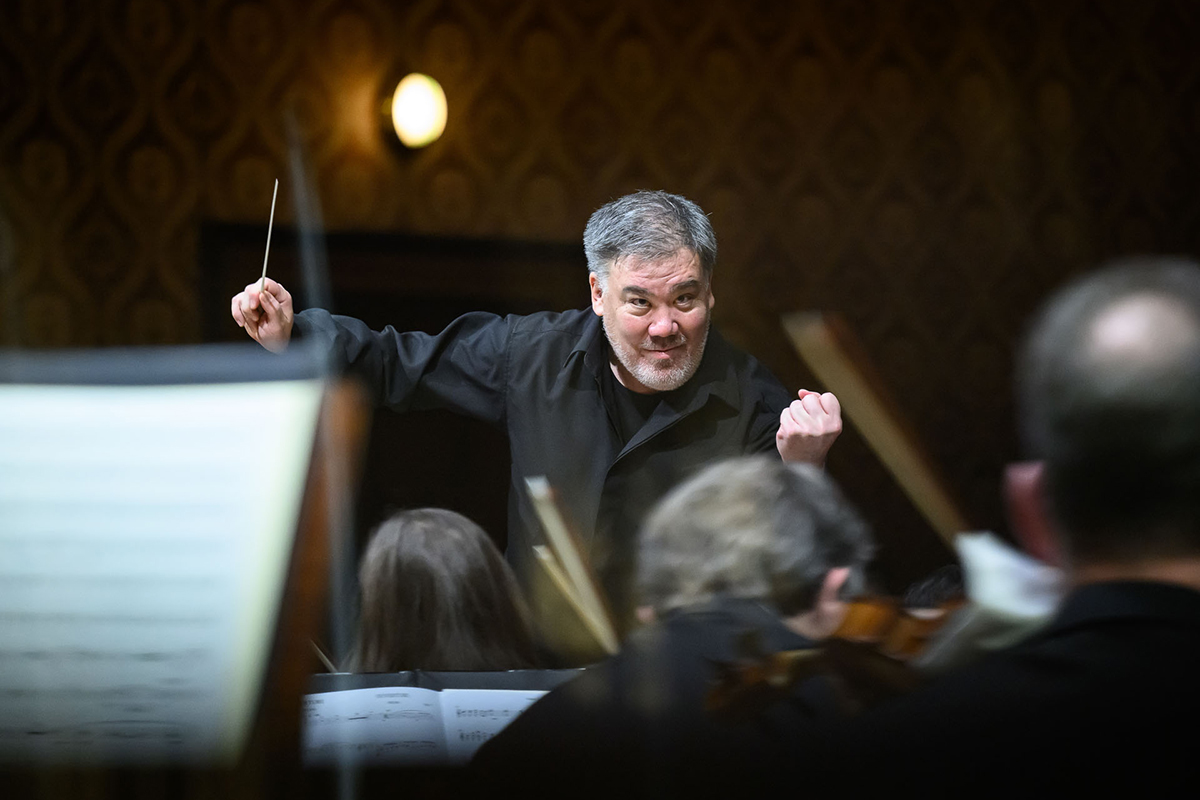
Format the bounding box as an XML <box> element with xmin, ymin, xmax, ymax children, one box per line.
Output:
<box><xmin>2</xmin><ymin>0</ymin><xmax>1199</xmax><ymax>587</ymax></box>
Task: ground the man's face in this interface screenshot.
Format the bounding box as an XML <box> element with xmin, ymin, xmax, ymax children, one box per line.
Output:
<box><xmin>589</xmin><ymin>247</ymin><xmax>715</xmax><ymax>393</ymax></box>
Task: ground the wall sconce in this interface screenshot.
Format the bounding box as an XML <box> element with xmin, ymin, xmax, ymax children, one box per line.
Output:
<box><xmin>386</xmin><ymin>73</ymin><xmax>447</xmax><ymax>149</ymax></box>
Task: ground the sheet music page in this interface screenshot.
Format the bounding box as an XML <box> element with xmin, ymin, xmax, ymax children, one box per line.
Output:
<box><xmin>301</xmin><ymin>686</ymin><xmax>546</xmax><ymax>766</ymax></box>
<box><xmin>302</xmin><ymin>687</ymin><xmax>447</xmax><ymax>765</ymax></box>
<box><xmin>0</xmin><ymin>379</ymin><xmax>323</xmax><ymax>763</ymax></box>
<box><xmin>439</xmin><ymin>688</ymin><xmax>547</xmax><ymax>764</ymax></box>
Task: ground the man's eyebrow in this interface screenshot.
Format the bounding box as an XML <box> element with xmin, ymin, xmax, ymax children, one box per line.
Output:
<box><xmin>620</xmin><ymin>279</ymin><xmax>703</xmax><ymax>297</ymax></box>
<box><xmin>671</xmin><ymin>279</ymin><xmax>702</xmax><ymax>293</ymax></box>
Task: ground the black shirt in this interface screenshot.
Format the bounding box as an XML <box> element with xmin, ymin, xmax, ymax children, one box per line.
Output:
<box><xmin>294</xmin><ymin>307</ymin><xmax>792</xmax><ymax>623</ymax></box>
<box><xmin>784</xmin><ymin>581</ymin><xmax>1200</xmax><ymax>791</ymax></box>
<box><xmin>473</xmin><ymin>597</ymin><xmax>842</xmax><ymax>798</ymax></box>
<box><xmin>597</xmin><ymin>359</ymin><xmax>678</xmax><ymax>445</ymax></box>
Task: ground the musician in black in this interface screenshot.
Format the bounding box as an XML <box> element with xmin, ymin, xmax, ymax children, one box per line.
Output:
<box><xmin>792</xmin><ymin>258</ymin><xmax>1200</xmax><ymax>790</ymax></box>
<box><xmin>472</xmin><ymin>456</ymin><xmax>874</xmax><ymax>795</ymax></box>
<box><xmin>231</xmin><ymin>191</ymin><xmax>842</xmax><ymax>628</ymax></box>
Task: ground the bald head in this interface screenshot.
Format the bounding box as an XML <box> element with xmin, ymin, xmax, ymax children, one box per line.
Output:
<box><xmin>1019</xmin><ymin>258</ymin><xmax>1200</xmax><ymax>562</ymax></box>
<box><xmin>1088</xmin><ymin>293</ymin><xmax>1199</xmax><ymax>368</ymax></box>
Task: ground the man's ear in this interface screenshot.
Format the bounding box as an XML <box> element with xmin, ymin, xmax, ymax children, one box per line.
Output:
<box><xmin>820</xmin><ymin>566</ymin><xmax>851</xmax><ymax>607</ymax></box>
<box><xmin>787</xmin><ymin>566</ymin><xmax>852</xmax><ymax>640</ymax></box>
<box><xmin>1003</xmin><ymin>460</ymin><xmax>1064</xmax><ymax>567</ymax></box>
<box><xmin>589</xmin><ymin>272</ymin><xmax>605</xmax><ymax>317</ymax></box>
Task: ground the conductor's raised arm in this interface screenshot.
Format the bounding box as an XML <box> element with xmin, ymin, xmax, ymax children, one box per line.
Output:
<box><xmin>231</xmin><ymin>278</ymin><xmax>294</xmax><ymax>352</ymax></box>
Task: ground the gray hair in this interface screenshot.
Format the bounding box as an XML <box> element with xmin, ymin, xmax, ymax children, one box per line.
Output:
<box><xmin>636</xmin><ymin>457</ymin><xmax>874</xmax><ymax>617</ymax></box>
<box><xmin>582</xmin><ymin>190</ymin><xmax>717</xmax><ymax>286</ymax></box>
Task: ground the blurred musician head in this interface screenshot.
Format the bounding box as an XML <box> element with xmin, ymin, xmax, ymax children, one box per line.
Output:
<box><xmin>346</xmin><ymin>508</ymin><xmax>538</xmax><ymax>672</ymax></box>
<box><xmin>636</xmin><ymin>456</ymin><xmax>874</xmax><ymax>639</ymax></box>
<box><xmin>1017</xmin><ymin>257</ymin><xmax>1200</xmax><ymax>573</ymax></box>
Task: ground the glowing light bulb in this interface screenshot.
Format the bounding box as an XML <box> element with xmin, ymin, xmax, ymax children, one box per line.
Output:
<box><xmin>389</xmin><ymin>74</ymin><xmax>447</xmax><ymax>148</ymax></box>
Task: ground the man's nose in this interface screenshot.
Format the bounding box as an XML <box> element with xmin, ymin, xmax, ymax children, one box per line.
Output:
<box><xmin>647</xmin><ymin>310</ymin><xmax>679</xmax><ymax>339</ymax></box>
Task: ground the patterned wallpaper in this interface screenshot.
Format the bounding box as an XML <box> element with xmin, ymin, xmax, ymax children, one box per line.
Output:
<box><xmin>1</xmin><ymin>0</ymin><xmax>1198</xmax><ymax>582</ymax></box>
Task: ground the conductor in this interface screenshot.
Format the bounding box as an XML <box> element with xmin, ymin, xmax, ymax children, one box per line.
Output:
<box><xmin>230</xmin><ymin>190</ymin><xmax>842</xmax><ymax>627</ymax></box>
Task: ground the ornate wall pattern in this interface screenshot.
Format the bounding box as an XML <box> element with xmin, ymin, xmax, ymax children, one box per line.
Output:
<box><xmin>1</xmin><ymin>0</ymin><xmax>1198</xmax><ymax>584</ymax></box>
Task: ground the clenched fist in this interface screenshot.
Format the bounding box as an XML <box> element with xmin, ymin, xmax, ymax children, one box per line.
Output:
<box><xmin>776</xmin><ymin>389</ymin><xmax>842</xmax><ymax>466</ymax></box>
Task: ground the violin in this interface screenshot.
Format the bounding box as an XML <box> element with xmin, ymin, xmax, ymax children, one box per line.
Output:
<box><xmin>705</xmin><ymin>595</ymin><xmax>964</xmax><ymax>719</ymax></box>
<box><xmin>833</xmin><ymin>595</ymin><xmax>964</xmax><ymax>661</ymax></box>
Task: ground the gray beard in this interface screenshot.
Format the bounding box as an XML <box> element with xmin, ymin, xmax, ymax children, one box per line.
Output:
<box><xmin>603</xmin><ymin>314</ymin><xmax>710</xmax><ymax>392</ymax></box>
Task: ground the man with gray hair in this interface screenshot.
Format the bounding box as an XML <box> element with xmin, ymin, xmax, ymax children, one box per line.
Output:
<box><xmin>790</xmin><ymin>257</ymin><xmax>1200</xmax><ymax>789</ymax></box>
<box><xmin>636</xmin><ymin>456</ymin><xmax>872</xmax><ymax>632</ymax></box>
<box><xmin>473</xmin><ymin>456</ymin><xmax>873</xmax><ymax>793</ymax></box>
<box><xmin>231</xmin><ymin>191</ymin><xmax>841</xmax><ymax>630</ymax></box>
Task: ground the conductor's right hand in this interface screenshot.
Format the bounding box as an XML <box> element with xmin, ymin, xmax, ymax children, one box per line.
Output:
<box><xmin>231</xmin><ymin>278</ymin><xmax>294</xmax><ymax>352</ymax></box>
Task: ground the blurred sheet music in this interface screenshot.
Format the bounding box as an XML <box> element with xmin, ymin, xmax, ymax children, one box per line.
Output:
<box><xmin>0</xmin><ymin>364</ymin><xmax>323</xmax><ymax>764</ymax></box>
<box><xmin>303</xmin><ymin>686</ymin><xmax>546</xmax><ymax>766</ymax></box>
<box><xmin>440</xmin><ymin>688</ymin><xmax>546</xmax><ymax>764</ymax></box>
